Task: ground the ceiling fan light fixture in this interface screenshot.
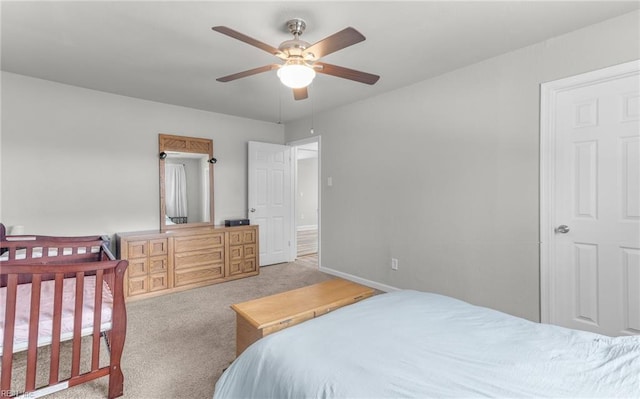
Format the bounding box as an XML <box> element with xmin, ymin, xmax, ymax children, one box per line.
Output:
<box><xmin>277</xmin><ymin>60</ymin><xmax>316</xmax><ymax>89</ymax></box>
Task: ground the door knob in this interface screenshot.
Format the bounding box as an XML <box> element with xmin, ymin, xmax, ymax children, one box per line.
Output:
<box><xmin>250</xmin><ymin>208</ymin><xmax>256</xmax><ymax>213</ymax></box>
<box><xmin>555</xmin><ymin>225</ymin><xmax>570</xmax><ymax>234</ymax></box>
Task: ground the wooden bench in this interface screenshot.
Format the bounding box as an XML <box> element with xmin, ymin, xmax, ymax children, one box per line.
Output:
<box><xmin>231</xmin><ymin>278</ymin><xmax>375</xmax><ymax>356</ymax></box>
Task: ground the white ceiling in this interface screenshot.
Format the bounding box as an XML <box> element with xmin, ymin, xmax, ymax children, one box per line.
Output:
<box><xmin>2</xmin><ymin>1</ymin><xmax>638</xmax><ymax>123</ymax></box>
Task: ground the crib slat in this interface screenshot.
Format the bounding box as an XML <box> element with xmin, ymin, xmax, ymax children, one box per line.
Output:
<box><xmin>49</xmin><ymin>273</ymin><xmax>65</xmax><ymax>385</ymax></box>
<box><xmin>25</xmin><ymin>274</ymin><xmax>43</xmax><ymax>391</ymax></box>
<box><xmin>71</xmin><ymin>272</ymin><xmax>84</xmax><ymax>377</ymax></box>
<box><xmin>1</xmin><ymin>274</ymin><xmax>18</xmax><ymax>393</ymax></box>
<box><xmin>92</xmin><ymin>270</ymin><xmax>104</xmax><ymax>370</ymax></box>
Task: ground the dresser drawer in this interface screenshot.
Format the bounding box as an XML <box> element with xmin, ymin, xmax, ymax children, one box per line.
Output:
<box><xmin>127</xmin><ymin>276</ymin><xmax>148</xmax><ymax>296</ymax></box>
<box><xmin>127</xmin><ymin>258</ymin><xmax>148</xmax><ymax>278</ymax></box>
<box><xmin>243</xmin><ymin>244</ymin><xmax>257</xmax><ymax>258</ymax></box>
<box><xmin>127</xmin><ymin>240</ymin><xmax>148</xmax><ymax>259</ymax></box>
<box><xmin>174</xmin><ymin>234</ymin><xmax>224</xmax><ymax>252</ymax></box>
<box><xmin>174</xmin><ymin>247</ymin><xmax>224</xmax><ymax>270</ymax></box>
<box><xmin>174</xmin><ymin>264</ymin><xmax>224</xmax><ymax>286</ymax></box>
<box><xmin>230</xmin><ymin>244</ymin><xmax>257</xmax><ymax>260</ymax></box>
<box><xmin>127</xmin><ymin>238</ymin><xmax>168</xmax><ymax>258</ymax></box>
<box><xmin>149</xmin><ymin>273</ymin><xmax>168</xmax><ymax>292</ymax></box>
<box><xmin>229</xmin><ymin>259</ymin><xmax>258</xmax><ymax>276</ymax></box>
<box><xmin>149</xmin><ymin>238</ymin><xmax>169</xmax><ymax>256</ymax></box>
<box><xmin>242</xmin><ymin>258</ymin><xmax>257</xmax><ymax>273</ymax></box>
<box><xmin>149</xmin><ymin>256</ymin><xmax>168</xmax><ymax>273</ymax></box>
<box><xmin>229</xmin><ymin>245</ymin><xmax>243</xmax><ymax>261</ymax></box>
<box><xmin>229</xmin><ymin>229</ymin><xmax>256</xmax><ymax>245</ymax></box>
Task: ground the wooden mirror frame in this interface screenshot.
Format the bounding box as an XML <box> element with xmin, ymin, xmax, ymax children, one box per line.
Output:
<box><xmin>159</xmin><ymin>133</ymin><xmax>215</xmax><ymax>232</ymax></box>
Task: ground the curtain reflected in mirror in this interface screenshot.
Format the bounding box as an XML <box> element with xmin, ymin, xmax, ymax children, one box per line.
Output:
<box><xmin>164</xmin><ymin>153</ymin><xmax>210</xmax><ymax>225</ymax></box>
<box><xmin>165</xmin><ymin>163</ymin><xmax>188</xmax><ymax>224</ymax></box>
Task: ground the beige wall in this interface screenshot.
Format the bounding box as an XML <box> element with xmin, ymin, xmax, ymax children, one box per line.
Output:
<box><xmin>1</xmin><ymin>72</ymin><xmax>284</xmax><ymax>237</ymax></box>
<box><xmin>285</xmin><ymin>11</ymin><xmax>640</xmax><ymax>321</ymax></box>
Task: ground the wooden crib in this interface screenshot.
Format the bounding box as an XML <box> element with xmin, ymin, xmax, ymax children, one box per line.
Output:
<box><xmin>0</xmin><ymin>224</ymin><xmax>128</xmax><ymax>398</ymax></box>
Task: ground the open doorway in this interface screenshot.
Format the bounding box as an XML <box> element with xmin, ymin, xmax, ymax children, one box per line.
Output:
<box><xmin>290</xmin><ymin>137</ymin><xmax>320</xmax><ymax>268</ymax></box>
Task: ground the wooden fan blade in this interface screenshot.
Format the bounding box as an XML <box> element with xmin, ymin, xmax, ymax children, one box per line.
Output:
<box><xmin>216</xmin><ymin>64</ymin><xmax>279</xmax><ymax>82</ymax></box>
<box><xmin>293</xmin><ymin>87</ymin><xmax>308</xmax><ymax>101</ymax></box>
<box><xmin>314</xmin><ymin>62</ymin><xmax>380</xmax><ymax>85</ymax></box>
<box><xmin>303</xmin><ymin>27</ymin><xmax>365</xmax><ymax>60</ymax></box>
<box><xmin>212</xmin><ymin>26</ymin><xmax>283</xmax><ymax>57</ymax></box>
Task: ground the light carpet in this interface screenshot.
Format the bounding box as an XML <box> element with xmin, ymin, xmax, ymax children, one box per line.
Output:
<box><xmin>12</xmin><ymin>260</ymin><xmax>330</xmax><ymax>399</ymax></box>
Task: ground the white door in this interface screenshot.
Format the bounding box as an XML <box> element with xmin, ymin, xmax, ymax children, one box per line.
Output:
<box><xmin>248</xmin><ymin>141</ymin><xmax>292</xmax><ymax>266</ymax></box>
<box><xmin>541</xmin><ymin>61</ymin><xmax>640</xmax><ymax>336</ymax></box>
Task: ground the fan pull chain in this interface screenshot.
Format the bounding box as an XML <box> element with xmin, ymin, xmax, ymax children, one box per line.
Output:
<box><xmin>310</xmin><ymin>85</ymin><xmax>315</xmax><ymax>134</ymax></box>
<box><xmin>277</xmin><ymin>89</ymin><xmax>282</xmax><ymax>124</ymax></box>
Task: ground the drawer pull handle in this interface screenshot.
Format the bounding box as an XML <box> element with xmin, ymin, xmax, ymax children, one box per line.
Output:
<box><xmin>353</xmin><ymin>295</ymin><xmax>364</xmax><ymax>300</ymax></box>
<box><xmin>280</xmin><ymin>318</ymin><xmax>293</xmax><ymax>325</ymax></box>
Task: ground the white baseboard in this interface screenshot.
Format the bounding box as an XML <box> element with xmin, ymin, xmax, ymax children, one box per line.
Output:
<box><xmin>296</xmin><ymin>224</ymin><xmax>318</xmax><ymax>231</ymax></box>
<box><xmin>318</xmin><ymin>266</ymin><xmax>400</xmax><ymax>293</ymax></box>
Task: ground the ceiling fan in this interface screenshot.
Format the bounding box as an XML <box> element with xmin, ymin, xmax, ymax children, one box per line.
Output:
<box><xmin>212</xmin><ymin>18</ymin><xmax>380</xmax><ymax>100</ymax></box>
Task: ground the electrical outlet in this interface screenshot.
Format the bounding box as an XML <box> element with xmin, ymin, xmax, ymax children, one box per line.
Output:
<box><xmin>391</xmin><ymin>258</ymin><xmax>398</xmax><ymax>270</ymax></box>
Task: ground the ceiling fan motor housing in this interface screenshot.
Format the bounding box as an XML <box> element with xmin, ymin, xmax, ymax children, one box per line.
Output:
<box><xmin>280</xmin><ymin>19</ymin><xmax>311</xmax><ymax>57</ymax></box>
<box><xmin>278</xmin><ymin>39</ymin><xmax>311</xmax><ymax>57</ymax></box>
<box><xmin>286</xmin><ymin>18</ymin><xmax>306</xmax><ymax>37</ymax></box>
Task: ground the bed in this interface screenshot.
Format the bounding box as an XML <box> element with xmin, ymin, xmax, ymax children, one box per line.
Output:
<box><xmin>214</xmin><ymin>289</ymin><xmax>640</xmax><ymax>398</ymax></box>
<box><xmin>0</xmin><ymin>223</ymin><xmax>128</xmax><ymax>398</ymax></box>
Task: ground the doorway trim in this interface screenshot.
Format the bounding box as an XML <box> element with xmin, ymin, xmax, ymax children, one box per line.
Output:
<box><xmin>540</xmin><ymin>59</ymin><xmax>640</xmax><ymax>324</ymax></box>
<box><xmin>287</xmin><ymin>135</ymin><xmax>321</xmax><ymax>268</ymax></box>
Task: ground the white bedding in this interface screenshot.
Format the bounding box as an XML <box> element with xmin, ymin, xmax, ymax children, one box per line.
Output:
<box><xmin>0</xmin><ymin>276</ymin><xmax>113</xmax><ymax>355</ymax></box>
<box><xmin>214</xmin><ymin>290</ymin><xmax>640</xmax><ymax>398</ymax></box>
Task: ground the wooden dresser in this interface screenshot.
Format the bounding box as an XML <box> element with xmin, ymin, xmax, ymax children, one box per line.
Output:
<box><xmin>117</xmin><ymin>225</ymin><xmax>258</xmax><ymax>301</ymax></box>
<box><xmin>231</xmin><ymin>279</ymin><xmax>375</xmax><ymax>356</ymax></box>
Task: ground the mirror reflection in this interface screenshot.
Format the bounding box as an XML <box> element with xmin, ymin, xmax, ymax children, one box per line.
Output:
<box><xmin>164</xmin><ymin>152</ymin><xmax>211</xmax><ymax>225</ymax></box>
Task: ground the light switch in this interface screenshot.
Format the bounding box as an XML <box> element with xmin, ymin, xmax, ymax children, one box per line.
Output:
<box><xmin>327</xmin><ymin>177</ymin><xmax>333</xmax><ymax>187</ymax></box>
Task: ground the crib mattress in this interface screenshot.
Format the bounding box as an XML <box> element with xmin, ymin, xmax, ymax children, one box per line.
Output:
<box><xmin>0</xmin><ymin>276</ymin><xmax>113</xmax><ymax>355</ymax></box>
<box><xmin>0</xmin><ymin>245</ymin><xmax>101</xmax><ymax>261</ymax></box>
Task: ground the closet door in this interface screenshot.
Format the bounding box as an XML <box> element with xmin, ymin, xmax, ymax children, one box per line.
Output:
<box><xmin>541</xmin><ymin>61</ymin><xmax>640</xmax><ymax>336</ymax></box>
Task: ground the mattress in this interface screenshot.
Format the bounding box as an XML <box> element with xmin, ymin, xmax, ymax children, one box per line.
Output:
<box><xmin>214</xmin><ymin>290</ymin><xmax>640</xmax><ymax>398</ymax></box>
<box><xmin>0</xmin><ymin>276</ymin><xmax>113</xmax><ymax>355</ymax></box>
<box><xmin>0</xmin><ymin>242</ymin><xmax>101</xmax><ymax>261</ymax></box>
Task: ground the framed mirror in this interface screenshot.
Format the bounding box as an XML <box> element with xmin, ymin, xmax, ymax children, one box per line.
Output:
<box><xmin>159</xmin><ymin>133</ymin><xmax>215</xmax><ymax>232</ymax></box>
